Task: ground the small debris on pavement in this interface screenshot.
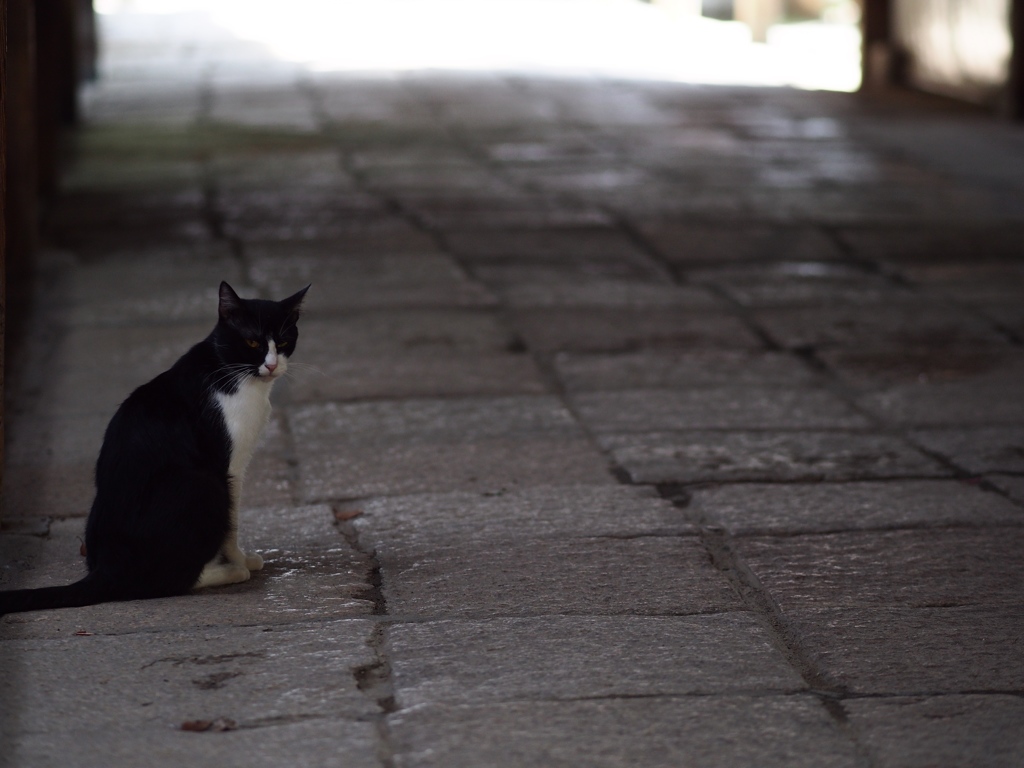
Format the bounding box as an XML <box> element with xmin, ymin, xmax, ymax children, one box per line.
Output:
<box><xmin>333</xmin><ymin>508</ymin><xmax>364</xmax><ymax>522</ymax></box>
<box><xmin>180</xmin><ymin>718</ymin><xmax>238</xmax><ymax>733</ymax></box>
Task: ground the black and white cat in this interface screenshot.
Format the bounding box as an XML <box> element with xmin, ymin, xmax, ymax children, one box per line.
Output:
<box><xmin>0</xmin><ymin>282</ymin><xmax>309</xmax><ymax>616</ymax></box>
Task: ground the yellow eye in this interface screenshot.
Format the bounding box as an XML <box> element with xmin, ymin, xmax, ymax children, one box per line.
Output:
<box><xmin>277</xmin><ymin>340</ymin><xmax>290</xmax><ymax>348</ymax></box>
<box><xmin>245</xmin><ymin>339</ymin><xmax>259</xmax><ymax>349</ymax></box>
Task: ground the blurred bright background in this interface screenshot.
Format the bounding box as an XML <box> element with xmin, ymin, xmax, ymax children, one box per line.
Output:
<box><xmin>92</xmin><ymin>0</ymin><xmax>864</xmax><ymax>91</ymax></box>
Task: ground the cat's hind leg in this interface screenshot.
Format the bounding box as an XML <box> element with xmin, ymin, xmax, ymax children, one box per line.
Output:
<box><xmin>224</xmin><ymin>475</ymin><xmax>264</xmax><ymax>572</ymax></box>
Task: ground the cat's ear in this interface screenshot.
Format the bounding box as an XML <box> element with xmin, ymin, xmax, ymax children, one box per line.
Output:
<box><xmin>280</xmin><ymin>284</ymin><xmax>310</xmax><ymax>324</ymax></box>
<box><xmin>218</xmin><ymin>281</ymin><xmax>245</xmax><ymax>323</ymax></box>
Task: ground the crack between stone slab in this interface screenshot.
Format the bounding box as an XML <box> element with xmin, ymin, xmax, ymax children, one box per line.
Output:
<box><xmin>831</xmin><ymin>689</ymin><xmax>1024</xmax><ymax>700</ymax></box>
<box><xmin>694</xmin><ymin>522</ymin><xmax>875</xmax><ymax>765</ymax></box>
<box><xmin>334</xmin><ymin>512</ymin><xmax>399</xmax><ymax>768</ymax></box>
<box><xmin>783</xmin><ymin>343</ymin><xmax>995</xmax><ymax>480</ymax></box>
<box><xmin>611</xmin><ymin>217</ymin><xmax>788</xmax><ymax>354</ymax></box>
<box><xmin>695</xmin><ymin>523</ymin><xmax>843</xmax><ymax>693</ymax></box>
<box><xmin>195</xmin><ymin>82</ymin><xmax>252</xmax><ymax>290</ymax></box>
<box><xmin>617</xmin><ymin>221</ymin><xmax>1018</xmax><ymax>501</ymax></box>
<box><xmin>825</xmin><ymin>224</ymin><xmax>1024</xmax><ymax>351</ymax></box>
<box><xmin>719</xmin><ymin>519</ymin><xmax>1024</xmax><ymax>539</ymax></box>
<box><xmin>821</xmin><ymin>225</ymin><xmax>913</xmax><ymax>288</ymax></box>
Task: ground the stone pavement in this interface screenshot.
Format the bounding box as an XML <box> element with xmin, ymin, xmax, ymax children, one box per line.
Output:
<box><xmin>3</xmin><ymin>7</ymin><xmax>1024</xmax><ymax>767</ymax></box>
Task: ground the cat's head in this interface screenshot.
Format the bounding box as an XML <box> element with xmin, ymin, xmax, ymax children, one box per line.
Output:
<box><xmin>213</xmin><ymin>282</ymin><xmax>310</xmax><ymax>383</ymax></box>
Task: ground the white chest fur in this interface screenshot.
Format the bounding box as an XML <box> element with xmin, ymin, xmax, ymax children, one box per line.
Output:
<box><xmin>216</xmin><ymin>379</ymin><xmax>274</xmax><ymax>481</ymax></box>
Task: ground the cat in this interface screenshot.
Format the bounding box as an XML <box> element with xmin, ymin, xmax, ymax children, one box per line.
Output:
<box><xmin>0</xmin><ymin>281</ymin><xmax>309</xmax><ymax>617</ymax></box>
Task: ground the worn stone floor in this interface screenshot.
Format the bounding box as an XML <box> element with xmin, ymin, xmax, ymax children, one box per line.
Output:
<box><xmin>3</xmin><ymin>5</ymin><xmax>1024</xmax><ymax>767</ymax></box>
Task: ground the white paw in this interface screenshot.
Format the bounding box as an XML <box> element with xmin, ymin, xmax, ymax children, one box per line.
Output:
<box><xmin>244</xmin><ymin>552</ymin><xmax>264</xmax><ymax>571</ymax></box>
<box><xmin>195</xmin><ymin>563</ymin><xmax>251</xmax><ymax>589</ymax></box>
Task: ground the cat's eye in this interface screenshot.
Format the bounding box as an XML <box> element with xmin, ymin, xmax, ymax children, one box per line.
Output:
<box><xmin>245</xmin><ymin>339</ymin><xmax>259</xmax><ymax>349</ymax></box>
<box><xmin>277</xmin><ymin>341</ymin><xmax>290</xmax><ymax>348</ymax></box>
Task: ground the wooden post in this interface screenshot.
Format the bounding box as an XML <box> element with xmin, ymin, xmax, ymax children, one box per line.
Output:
<box><xmin>5</xmin><ymin>0</ymin><xmax>38</xmax><ymax>281</ymax></box>
<box><xmin>860</xmin><ymin>0</ymin><xmax>895</xmax><ymax>91</ymax></box>
<box><xmin>734</xmin><ymin>0</ymin><xmax>784</xmax><ymax>43</ymax></box>
<box><xmin>35</xmin><ymin>0</ymin><xmax>79</xmax><ymax>198</ymax></box>
<box><xmin>4</xmin><ymin>0</ymin><xmax>39</xmax><ymax>508</ymax></box>
<box><xmin>77</xmin><ymin>0</ymin><xmax>97</xmax><ymax>83</ymax></box>
<box><xmin>1007</xmin><ymin>0</ymin><xmax>1023</xmax><ymax>119</ymax></box>
<box><xmin>1</xmin><ymin>0</ymin><xmax>8</xmax><ymax>502</ymax></box>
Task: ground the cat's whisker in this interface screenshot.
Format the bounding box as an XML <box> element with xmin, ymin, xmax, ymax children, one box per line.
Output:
<box><xmin>284</xmin><ymin>362</ymin><xmax>326</xmax><ymax>378</ymax></box>
<box><xmin>205</xmin><ymin>364</ymin><xmax>255</xmax><ymax>392</ymax></box>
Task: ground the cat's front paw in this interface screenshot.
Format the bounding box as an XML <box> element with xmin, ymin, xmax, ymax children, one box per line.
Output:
<box><xmin>244</xmin><ymin>552</ymin><xmax>264</xmax><ymax>571</ymax></box>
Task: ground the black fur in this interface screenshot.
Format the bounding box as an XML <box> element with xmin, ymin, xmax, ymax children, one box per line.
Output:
<box><xmin>0</xmin><ymin>282</ymin><xmax>309</xmax><ymax>617</ymax></box>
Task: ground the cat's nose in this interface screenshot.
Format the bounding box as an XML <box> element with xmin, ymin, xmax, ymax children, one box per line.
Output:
<box><xmin>265</xmin><ymin>361</ymin><xmax>277</xmax><ymax>373</ymax></box>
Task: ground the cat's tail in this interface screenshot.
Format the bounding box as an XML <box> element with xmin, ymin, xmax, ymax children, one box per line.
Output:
<box><xmin>0</xmin><ymin>573</ymin><xmax>115</xmax><ymax>617</ymax></box>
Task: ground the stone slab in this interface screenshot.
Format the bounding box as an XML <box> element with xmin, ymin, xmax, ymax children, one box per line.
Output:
<box><xmin>910</xmin><ymin>427</ymin><xmax>1024</xmax><ymax>474</ymax></box>
<box><xmin>752</xmin><ymin>303</ymin><xmax>1005</xmax><ymax>350</ymax></box>
<box><xmin>352</xmin><ymin>485</ymin><xmax>692</xmax><ymax>545</ymax></box>
<box><xmin>554</xmin><ymin>349</ymin><xmax>821</xmax><ymax>391</ymax></box>
<box><xmin>82</xmin><ymin>82</ymin><xmax>203</xmax><ymax>127</ymax></box>
<box><xmin>691</xmin><ymin>264</ymin><xmax>907</xmax><ymax>307</ymax></box>
<box><xmin>837</xmin><ymin>226</ymin><xmax>1024</xmax><ymax>263</ymax></box>
<box><xmin>289</xmin><ymin>396</ymin><xmax>581</xmax><ymax>444</ymax></box>
<box><xmin>244</xmin><ymin>231</ymin><xmax>441</xmax><ymax>259</ymax></box>
<box><xmin>505</xmin><ymin>163</ymin><xmax>651</xmax><ymax>197</ymax></box>
<box><xmin>817</xmin><ymin>344</ymin><xmax>1017</xmax><ymax>390</ymax></box>
<box><xmin>209</xmin><ymin>86</ymin><xmax>319</xmax><ymax>130</ymax></box>
<box><xmin>387</xmin><ymin>613</ymin><xmax>805</xmax><ymax>708</ymax></box>
<box><xmin>296</xmin><ymin>435</ymin><xmax>614</xmax><ymax>501</ymax></box>
<box><xmin>289</xmin><ymin>398</ymin><xmax>614</xmax><ymax>499</ymax></box>
<box><xmin>855</xmin><ymin>380</ymin><xmax>1024</xmax><ymax>427</ymax></box>
<box><xmin>377</xmin><ymin>536</ymin><xmax>740</xmax><ymax>619</ymax></box>
<box><xmin>495</xmin><ymin>281</ymin><xmax>721</xmax><ymax>310</ymax></box>
<box><xmin>737</xmin><ymin>528</ymin><xmax>1024</xmax><ymax>610</ymax></box>
<box><xmin>845</xmin><ymin>695</ymin><xmax>1024</xmax><ymax>768</ymax></box>
<box><xmin>403</xmin><ymin>196</ymin><xmax>614</xmax><ymax>231</ymax></box>
<box><xmin>360</xmin><ymin>166</ymin><xmax>508</xmax><ymax>195</ymax></box>
<box><xmin>777</xmin><ymin>605</ymin><xmax>1024</xmax><ymax>694</ymax></box>
<box><xmin>55</xmin><ymin>246</ymin><xmax>243</xmax><ymax>327</ymax></box>
<box><xmin>234</xmin><ymin>212</ymin><xmax>422</xmax><ymax>243</ymax></box>
<box><xmin>635</xmin><ymin>222</ymin><xmax>846</xmax><ymax>265</ymax></box>
<box><xmin>511</xmin><ymin>308</ymin><xmax>762</xmax><ymax>353</ymax></box>
<box><xmin>571</xmin><ymin>388</ymin><xmax>869</xmax><ymax>432</ymax></box>
<box><xmin>988</xmin><ymin>475</ymin><xmax>1024</xmax><ymax>506</ymax></box>
<box><xmin>443</xmin><ymin>228</ymin><xmax>646</xmax><ymax>262</ymax></box>
<box><xmin>600</xmin><ymin>430</ymin><xmax>946</xmax><ymax>483</ymax></box>
<box><xmin>897</xmin><ymin>260</ymin><xmax>1024</xmax><ymax>304</ymax></box>
<box><xmin>0</xmin><ymin>506</ymin><xmax>373</xmax><ymax>639</ymax></box>
<box><xmin>6</xmin><ymin>718</ymin><xmax>381</xmax><ymax>768</ymax></box>
<box><xmin>0</xmin><ymin>620</ymin><xmax>377</xmax><ymax>735</ymax></box>
<box><xmin>389</xmin><ymin>695</ymin><xmax>859</xmax><ymax>768</ymax></box>
<box><xmin>296</xmin><ymin>310</ymin><xmax>519</xmax><ymax>357</ymax></box>
<box><xmin>979</xmin><ymin>302</ymin><xmax>1024</xmax><ymax>339</ymax></box>
<box><xmin>282</xmin><ymin>352</ymin><xmax>547</xmax><ymax>403</ymax></box>
<box><xmin>221</xmin><ymin>194</ymin><xmax>388</xmax><ymax>241</ymax></box>
<box><xmin>212</xmin><ymin>148</ymin><xmax>353</xmax><ymax>191</ymax></box>
<box><xmin>689</xmin><ymin>480</ymin><xmax>1023</xmax><ymax>535</ymax></box>
<box><xmin>1</xmin><ymin>464</ymin><xmax>96</xmax><ymax>521</ymax></box>
<box><xmin>52</xmin><ymin>215</ymin><xmax>211</xmax><ymax>251</ymax></box>
<box><xmin>249</xmin><ymin>253</ymin><xmax>496</xmax><ymax>311</ymax></box>
<box><xmin>465</xmin><ymin>256</ymin><xmax>661</xmax><ymax>287</ymax></box>
<box><xmin>13</xmin><ymin>323</ymin><xmax>213</xmax><ymax>417</ymax></box>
